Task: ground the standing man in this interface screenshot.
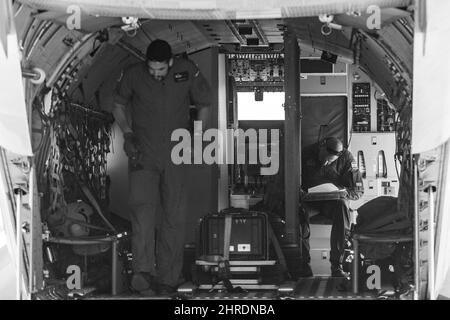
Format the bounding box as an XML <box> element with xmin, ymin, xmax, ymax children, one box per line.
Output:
<box><xmin>301</xmin><ymin>137</ymin><xmax>364</xmax><ymax>277</ymax></box>
<box><xmin>113</xmin><ymin>39</ymin><xmax>211</xmax><ymax>295</ymax></box>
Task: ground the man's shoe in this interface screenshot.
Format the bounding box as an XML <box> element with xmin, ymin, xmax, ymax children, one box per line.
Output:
<box><xmin>131</xmin><ymin>272</ymin><xmax>157</xmax><ymax>292</ymax></box>
<box><xmin>331</xmin><ymin>266</ymin><xmax>349</xmax><ymax>278</ymax></box>
<box><xmin>300</xmin><ymin>262</ymin><xmax>313</xmax><ymax>277</ymax></box>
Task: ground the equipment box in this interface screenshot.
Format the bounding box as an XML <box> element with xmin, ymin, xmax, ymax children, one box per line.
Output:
<box><xmin>199</xmin><ymin>211</ymin><xmax>269</xmax><ymax>261</ymax></box>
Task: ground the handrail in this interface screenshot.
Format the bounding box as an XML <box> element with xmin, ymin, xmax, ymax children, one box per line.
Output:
<box><xmin>0</xmin><ymin>148</ymin><xmax>17</xmax><ymax>212</ymax></box>
<box><xmin>45</xmin><ymin>232</ymin><xmax>127</xmax><ymax>245</ymax></box>
<box><xmin>427</xmin><ymin>186</ymin><xmax>436</xmax><ymax>300</ymax></box>
<box><xmin>0</xmin><ymin>149</ymin><xmax>24</xmax><ymax>299</ymax></box>
<box><xmin>413</xmin><ymin>156</ymin><xmax>420</xmax><ymax>300</ymax></box>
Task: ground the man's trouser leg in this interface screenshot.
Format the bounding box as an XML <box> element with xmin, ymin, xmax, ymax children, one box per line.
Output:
<box><xmin>299</xmin><ymin>204</ymin><xmax>311</xmax><ymax>263</ymax></box>
<box><xmin>156</xmin><ymin>163</ymin><xmax>187</xmax><ymax>287</ymax></box>
<box><xmin>322</xmin><ymin>199</ymin><xmax>350</xmax><ymax>268</ymax></box>
<box><xmin>128</xmin><ymin>168</ymin><xmax>160</xmax><ymax>276</ymax></box>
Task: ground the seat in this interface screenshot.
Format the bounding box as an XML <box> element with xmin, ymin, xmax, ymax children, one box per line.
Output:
<box><xmin>46</xmin><ymin>232</ymin><xmax>127</xmax><ymax>295</ymax></box>
<box><xmin>348</xmin><ymin>196</ymin><xmax>414</xmax><ymax>294</ymax></box>
<box><xmin>351</xmin><ymin>232</ymin><xmax>413</xmax><ymax>294</ymax></box>
<box><xmin>307</xmin><ymin>206</ymin><xmax>332</xmax><ymax>224</ymax></box>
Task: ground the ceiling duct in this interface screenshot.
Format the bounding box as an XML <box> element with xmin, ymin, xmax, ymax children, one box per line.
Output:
<box><xmin>225</xmin><ymin>20</ymin><xmax>246</xmax><ymax>45</ymax></box>
<box><xmin>227</xmin><ymin>19</ymin><xmax>269</xmax><ymax>47</ymax></box>
<box><xmin>250</xmin><ymin>20</ymin><xmax>269</xmax><ymax>46</ymax></box>
<box><xmin>18</xmin><ymin>0</ymin><xmax>412</xmax><ymax>20</ymax></box>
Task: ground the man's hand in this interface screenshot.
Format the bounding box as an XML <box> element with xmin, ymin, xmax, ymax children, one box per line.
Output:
<box><xmin>342</xmin><ymin>188</ymin><xmax>350</xmax><ymax>199</ymax></box>
<box><xmin>123</xmin><ymin>132</ymin><xmax>141</xmax><ymax>160</ymax></box>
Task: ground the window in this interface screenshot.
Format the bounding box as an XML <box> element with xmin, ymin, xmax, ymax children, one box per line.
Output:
<box><xmin>237</xmin><ymin>92</ymin><xmax>285</xmax><ymax>120</ymax></box>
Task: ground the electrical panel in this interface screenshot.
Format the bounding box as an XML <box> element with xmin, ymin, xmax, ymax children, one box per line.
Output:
<box><xmin>352</xmin><ymin>82</ymin><xmax>371</xmax><ymax>132</ymax></box>
<box><xmin>350</xmin><ymin>178</ymin><xmax>399</xmax><ymax>209</ymax></box>
<box><xmin>377</xmin><ymin>99</ymin><xmax>396</xmax><ymax>132</ymax></box>
<box><xmin>228</xmin><ymin>53</ymin><xmax>284</xmax><ymax>83</ymax></box>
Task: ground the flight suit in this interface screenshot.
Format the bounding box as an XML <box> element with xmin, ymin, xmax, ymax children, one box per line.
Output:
<box><xmin>301</xmin><ymin>143</ymin><xmax>364</xmax><ymax>268</ymax></box>
<box><xmin>114</xmin><ymin>58</ymin><xmax>211</xmax><ymax>287</ymax></box>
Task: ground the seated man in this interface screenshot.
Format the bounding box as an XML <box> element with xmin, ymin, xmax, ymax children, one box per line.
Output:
<box><xmin>301</xmin><ymin>137</ymin><xmax>364</xmax><ymax>277</ymax></box>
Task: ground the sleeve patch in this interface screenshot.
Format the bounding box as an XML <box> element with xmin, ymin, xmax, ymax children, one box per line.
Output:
<box><xmin>174</xmin><ymin>71</ymin><xmax>189</xmax><ymax>82</ymax></box>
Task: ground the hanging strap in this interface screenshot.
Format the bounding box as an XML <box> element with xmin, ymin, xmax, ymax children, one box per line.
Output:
<box><xmin>223</xmin><ymin>214</ymin><xmax>232</xmax><ymax>261</ymax></box>
<box><xmin>267</xmin><ymin>222</ymin><xmax>290</xmax><ymax>279</ymax></box>
<box><xmin>79</xmin><ymin>183</ymin><xmax>116</xmax><ymax>233</ymax></box>
<box><xmin>218</xmin><ymin>214</ymin><xmax>234</xmax><ymax>291</ymax></box>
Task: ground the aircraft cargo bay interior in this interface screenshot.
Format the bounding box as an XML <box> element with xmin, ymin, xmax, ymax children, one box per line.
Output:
<box><xmin>1</xmin><ymin>0</ymin><xmax>450</xmax><ymax>301</ymax></box>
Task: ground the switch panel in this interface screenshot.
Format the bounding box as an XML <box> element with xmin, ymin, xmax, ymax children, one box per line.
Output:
<box><xmin>352</xmin><ymin>82</ymin><xmax>371</xmax><ymax>132</ymax></box>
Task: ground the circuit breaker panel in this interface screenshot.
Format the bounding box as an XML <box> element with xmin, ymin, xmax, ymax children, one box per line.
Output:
<box><xmin>352</xmin><ymin>82</ymin><xmax>371</xmax><ymax>132</ymax></box>
<box><xmin>228</xmin><ymin>53</ymin><xmax>284</xmax><ymax>83</ymax></box>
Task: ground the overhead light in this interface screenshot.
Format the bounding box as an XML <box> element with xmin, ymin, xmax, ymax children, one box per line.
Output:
<box><xmin>121</xmin><ymin>16</ymin><xmax>140</xmax><ymax>35</ymax></box>
<box><xmin>318</xmin><ymin>14</ymin><xmax>334</xmax><ymax>24</ymax></box>
<box><xmin>122</xmin><ymin>16</ymin><xmax>138</xmax><ymax>25</ymax></box>
<box><xmin>318</xmin><ymin>14</ymin><xmax>342</xmax><ymax>36</ymax></box>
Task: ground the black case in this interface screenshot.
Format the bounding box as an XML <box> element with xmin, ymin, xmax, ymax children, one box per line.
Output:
<box><xmin>198</xmin><ymin>210</ymin><xmax>269</xmax><ymax>261</ymax></box>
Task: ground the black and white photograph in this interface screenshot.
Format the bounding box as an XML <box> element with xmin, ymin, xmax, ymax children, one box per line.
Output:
<box><xmin>1</xmin><ymin>0</ymin><xmax>449</xmax><ymax>308</ymax></box>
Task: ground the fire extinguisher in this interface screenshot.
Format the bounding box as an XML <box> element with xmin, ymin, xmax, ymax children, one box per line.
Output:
<box><xmin>357</xmin><ymin>150</ymin><xmax>366</xmax><ymax>179</ymax></box>
<box><xmin>376</xmin><ymin>150</ymin><xmax>387</xmax><ymax>178</ymax></box>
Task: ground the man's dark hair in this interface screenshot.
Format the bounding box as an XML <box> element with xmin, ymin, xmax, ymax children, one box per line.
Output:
<box><xmin>146</xmin><ymin>39</ymin><xmax>172</xmax><ymax>62</ymax></box>
<box><xmin>322</xmin><ymin>137</ymin><xmax>344</xmax><ymax>156</ymax></box>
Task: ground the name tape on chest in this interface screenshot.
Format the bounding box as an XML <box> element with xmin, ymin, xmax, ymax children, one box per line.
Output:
<box><xmin>174</xmin><ymin>71</ymin><xmax>189</xmax><ymax>82</ymax></box>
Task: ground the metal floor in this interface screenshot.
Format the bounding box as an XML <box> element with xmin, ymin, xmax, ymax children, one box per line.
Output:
<box><xmin>291</xmin><ymin>276</ymin><xmax>375</xmax><ymax>300</ymax></box>
<box><xmin>88</xmin><ymin>276</ymin><xmax>378</xmax><ymax>300</ymax></box>
<box><xmin>186</xmin><ymin>277</ymin><xmax>376</xmax><ymax>300</ymax></box>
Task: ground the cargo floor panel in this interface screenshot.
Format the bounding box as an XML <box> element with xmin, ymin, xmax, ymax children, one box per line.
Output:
<box><xmin>87</xmin><ymin>276</ymin><xmax>378</xmax><ymax>300</ymax></box>
<box><xmin>293</xmin><ymin>277</ymin><xmax>376</xmax><ymax>299</ymax></box>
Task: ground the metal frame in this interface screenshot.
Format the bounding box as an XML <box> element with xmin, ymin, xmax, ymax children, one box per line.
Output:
<box><xmin>195</xmin><ymin>260</ymin><xmax>276</xmax><ymax>266</ymax></box>
<box><xmin>413</xmin><ymin>156</ymin><xmax>420</xmax><ymax>300</ymax></box>
<box><xmin>46</xmin><ymin>234</ymin><xmax>125</xmax><ymax>296</ymax></box>
<box><xmin>15</xmin><ymin>190</ymin><xmax>23</xmax><ymax>300</ymax></box>
<box><xmin>352</xmin><ymin>234</ymin><xmax>413</xmax><ymax>294</ymax></box>
<box><xmin>427</xmin><ymin>185</ymin><xmax>435</xmax><ymax>300</ymax></box>
<box><xmin>283</xmin><ymin>28</ymin><xmax>301</xmax><ymax>246</ymax></box>
<box><xmin>198</xmin><ymin>284</ymin><xmax>278</xmax><ymax>290</ymax></box>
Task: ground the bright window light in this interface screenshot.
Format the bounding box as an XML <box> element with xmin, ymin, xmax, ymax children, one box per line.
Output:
<box><xmin>237</xmin><ymin>92</ymin><xmax>285</xmax><ymax>120</ymax></box>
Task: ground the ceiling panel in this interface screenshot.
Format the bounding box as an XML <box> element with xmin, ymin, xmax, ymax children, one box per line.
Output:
<box><xmin>18</xmin><ymin>0</ymin><xmax>412</xmax><ymax>20</ymax></box>
<box><xmin>286</xmin><ymin>17</ymin><xmax>353</xmax><ymax>60</ymax></box>
<box><xmin>121</xmin><ymin>20</ymin><xmax>215</xmax><ymax>55</ymax></box>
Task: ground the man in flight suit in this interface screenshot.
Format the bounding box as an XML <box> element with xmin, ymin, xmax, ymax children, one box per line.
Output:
<box><xmin>113</xmin><ymin>39</ymin><xmax>211</xmax><ymax>295</ymax></box>
<box><xmin>301</xmin><ymin>137</ymin><xmax>364</xmax><ymax>277</ymax></box>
